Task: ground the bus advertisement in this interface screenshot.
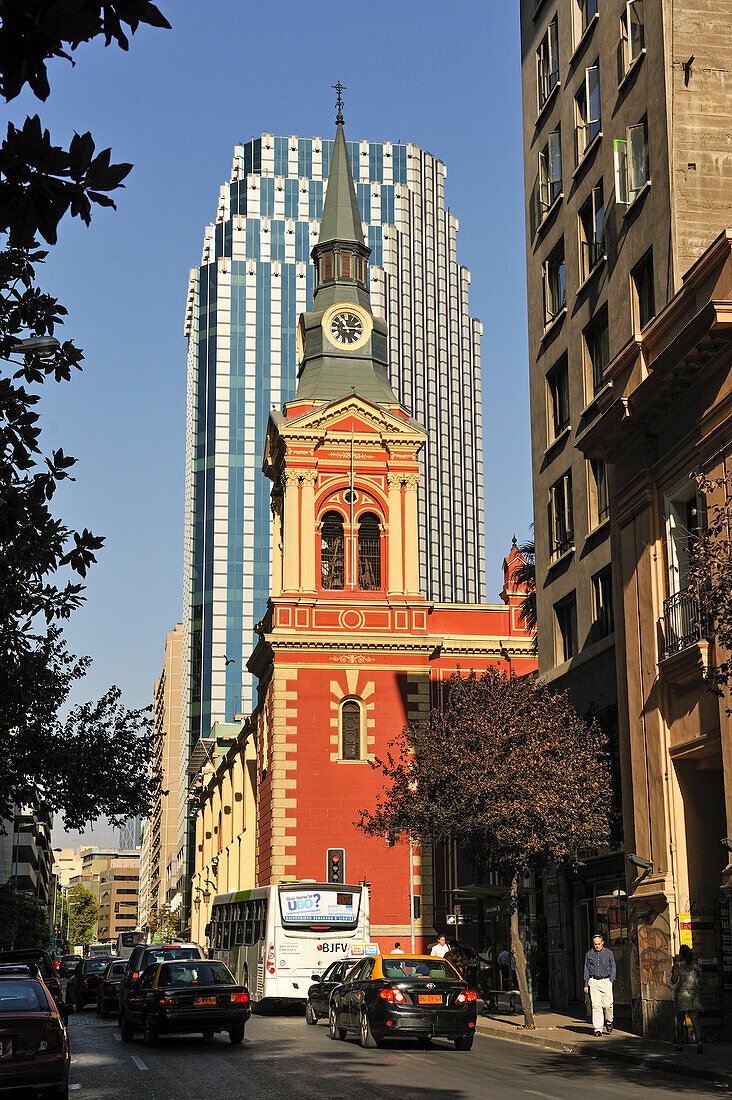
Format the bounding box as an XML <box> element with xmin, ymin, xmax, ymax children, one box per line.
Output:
<box><xmin>207</xmin><ymin>882</ymin><xmax>373</xmax><ymax>1005</ymax></box>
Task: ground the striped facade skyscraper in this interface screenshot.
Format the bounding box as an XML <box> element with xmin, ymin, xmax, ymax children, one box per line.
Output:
<box><xmin>179</xmin><ymin>132</ymin><xmax>486</xmax><ymax>883</ymax></box>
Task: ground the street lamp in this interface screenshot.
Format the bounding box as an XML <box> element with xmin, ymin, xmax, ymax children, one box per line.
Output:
<box><xmin>11</xmin><ymin>336</ymin><xmax>60</xmax><ymax>358</ymax></box>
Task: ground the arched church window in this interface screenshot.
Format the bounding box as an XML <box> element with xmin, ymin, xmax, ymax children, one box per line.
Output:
<box><xmin>321</xmin><ymin>511</ymin><xmax>345</xmax><ymax>590</ymax></box>
<box><xmin>340</xmin><ymin>250</ymin><xmax>352</xmax><ymax>278</ymax></box>
<box><xmin>341</xmin><ymin>700</ymin><xmax>361</xmax><ymax>760</ymax></box>
<box><xmin>358</xmin><ymin>512</ymin><xmax>381</xmax><ymax>590</ymax></box>
<box><xmin>322</xmin><ymin>251</ymin><xmax>334</xmax><ymax>281</ymax></box>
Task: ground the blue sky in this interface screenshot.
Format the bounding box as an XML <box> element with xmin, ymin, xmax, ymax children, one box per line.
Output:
<box><xmin>20</xmin><ymin>1</ymin><xmax>532</xmax><ymax>847</ymax></box>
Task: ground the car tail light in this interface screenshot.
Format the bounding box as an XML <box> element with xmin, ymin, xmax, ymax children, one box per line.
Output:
<box><xmin>54</xmin><ymin>960</ymin><xmax>60</xmax><ymax>970</ymax></box>
<box><xmin>231</xmin><ymin>992</ymin><xmax>249</xmax><ymax>1003</ymax></box>
<box><xmin>266</xmin><ymin>945</ymin><xmax>276</xmax><ymax>975</ymax></box>
<box><xmin>455</xmin><ymin>990</ymin><xmax>478</xmax><ymax>1004</ymax></box>
<box><xmin>158</xmin><ymin>996</ymin><xmax>175</xmax><ymax>1006</ymax></box>
<box><xmin>379</xmin><ymin>988</ymin><xmax>406</xmax><ymax>1003</ymax></box>
<box><xmin>132</xmin><ymin>972</ymin><xmax>139</xmax><ymax>980</ymax></box>
<box><xmin>39</xmin><ymin>1022</ymin><xmax>64</xmax><ymax>1052</ymax></box>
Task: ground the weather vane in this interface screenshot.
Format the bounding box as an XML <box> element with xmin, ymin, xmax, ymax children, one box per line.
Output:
<box><xmin>332</xmin><ymin>81</ymin><xmax>346</xmax><ymax>124</ymax></box>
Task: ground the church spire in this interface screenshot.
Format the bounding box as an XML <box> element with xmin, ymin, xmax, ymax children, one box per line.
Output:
<box><xmin>317</xmin><ymin>92</ymin><xmax>365</xmax><ymax>250</ymax></box>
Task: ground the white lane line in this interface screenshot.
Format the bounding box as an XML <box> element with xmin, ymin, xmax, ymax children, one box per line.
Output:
<box><xmin>130</xmin><ymin>1054</ymin><xmax>148</xmax><ymax>1071</ymax></box>
<box><xmin>113</xmin><ymin>1032</ymin><xmax>121</xmax><ymax>1042</ymax></box>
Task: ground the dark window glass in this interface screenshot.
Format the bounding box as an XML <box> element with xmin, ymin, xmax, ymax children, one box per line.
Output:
<box><xmin>592</xmin><ymin>567</ymin><xmax>614</xmax><ymax>638</ymax></box>
<box><xmin>537</xmin><ymin>17</ymin><xmax>559</xmax><ymax>109</ymax></box>
<box><xmin>321</xmin><ymin>511</ymin><xmax>345</xmax><ymax>590</ymax></box>
<box><xmin>633</xmin><ymin>250</ymin><xmax>655</xmax><ymax>329</ymax></box>
<box><xmin>579</xmin><ymin>181</ymin><xmax>605</xmax><ymax>279</ymax></box>
<box><xmin>586</xmin><ymin>314</ymin><xmax>609</xmax><ymax>394</ymax></box>
<box><xmin>158</xmin><ymin>962</ymin><xmax>233</xmax><ymax>987</ymax></box>
<box><xmin>555</xmin><ymin>594</ymin><xmax>579</xmax><ymax>661</ymax></box>
<box><xmin>548</xmin><ymin>471</ymin><xmax>574</xmax><ymax>559</ymax></box>
<box><xmin>358</xmin><ymin>512</ymin><xmax>381</xmax><ymax>590</ymax></box>
<box><xmin>547</xmin><ymin>357</ymin><xmax>570</xmax><ymax>440</ymax></box>
<box><xmin>342</xmin><ymin>701</ymin><xmax>361</xmax><ymax>760</ymax></box>
<box><xmin>543</xmin><ymin>240</ymin><xmax>566</xmax><ymax>324</ymax></box>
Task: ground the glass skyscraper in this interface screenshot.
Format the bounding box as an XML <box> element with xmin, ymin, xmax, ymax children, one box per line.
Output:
<box><xmin>181</xmin><ymin>130</ymin><xmax>485</xmax><ymax>792</ymax></box>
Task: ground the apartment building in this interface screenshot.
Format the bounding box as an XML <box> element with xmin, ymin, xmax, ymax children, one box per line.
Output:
<box><xmin>519</xmin><ymin>0</ymin><xmax>732</xmax><ymax>1027</ymax></box>
<box><xmin>96</xmin><ymin>857</ymin><xmax>140</xmax><ymax>942</ymax></box>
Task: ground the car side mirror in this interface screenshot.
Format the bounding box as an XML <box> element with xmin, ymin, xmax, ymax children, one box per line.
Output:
<box><xmin>311</xmin><ymin>973</ymin><xmax>321</xmax><ymax>983</ymax></box>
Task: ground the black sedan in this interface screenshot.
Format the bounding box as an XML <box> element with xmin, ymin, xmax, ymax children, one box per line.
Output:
<box><xmin>0</xmin><ymin>949</ymin><xmax>63</xmax><ymax>1010</ymax></box>
<box><xmin>328</xmin><ymin>954</ymin><xmax>477</xmax><ymax>1050</ymax></box>
<box><xmin>305</xmin><ymin>958</ymin><xmax>354</xmax><ymax>1024</ymax></box>
<box><xmin>96</xmin><ymin>958</ymin><xmax>127</xmax><ymax>1016</ymax></box>
<box><xmin>120</xmin><ymin>959</ymin><xmax>250</xmax><ymax>1045</ymax></box>
<box><xmin>70</xmin><ymin>956</ymin><xmax>120</xmax><ymax>1011</ymax></box>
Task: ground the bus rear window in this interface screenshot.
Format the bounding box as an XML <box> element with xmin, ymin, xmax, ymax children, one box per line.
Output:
<box><xmin>278</xmin><ymin>887</ymin><xmax>360</xmax><ymax>929</ymax></box>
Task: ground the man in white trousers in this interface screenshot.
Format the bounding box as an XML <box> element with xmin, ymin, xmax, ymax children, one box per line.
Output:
<box><xmin>583</xmin><ymin>932</ymin><xmax>616</xmax><ymax>1036</ymax></box>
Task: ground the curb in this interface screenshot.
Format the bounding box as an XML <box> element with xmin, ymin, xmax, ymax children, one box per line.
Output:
<box><xmin>475</xmin><ymin>1021</ymin><xmax>732</xmax><ymax>1088</ymax></box>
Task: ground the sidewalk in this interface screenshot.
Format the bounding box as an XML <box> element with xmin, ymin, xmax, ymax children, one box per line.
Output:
<box><xmin>475</xmin><ymin>1002</ymin><xmax>732</xmax><ymax>1088</ymax></box>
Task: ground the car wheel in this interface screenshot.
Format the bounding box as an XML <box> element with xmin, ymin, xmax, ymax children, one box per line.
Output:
<box><xmin>305</xmin><ymin>999</ymin><xmax>318</xmax><ymax>1025</ymax></box>
<box><xmin>202</xmin><ymin>1029</ymin><xmax>215</xmax><ymax>1040</ymax></box>
<box><xmin>119</xmin><ymin>1012</ymin><xmax>134</xmax><ymax>1042</ymax></box>
<box><xmin>229</xmin><ymin>1022</ymin><xmax>246</xmax><ymax>1044</ymax></box>
<box><xmin>454</xmin><ymin>1033</ymin><xmax>474</xmax><ymax>1051</ymax></box>
<box><xmin>143</xmin><ymin>1013</ymin><xmax>159</xmax><ymax>1046</ymax></box>
<box><xmin>359</xmin><ymin>1009</ymin><xmax>379</xmax><ymax>1049</ymax></box>
<box><xmin>328</xmin><ymin>1003</ymin><xmax>346</xmax><ymax>1041</ymax></box>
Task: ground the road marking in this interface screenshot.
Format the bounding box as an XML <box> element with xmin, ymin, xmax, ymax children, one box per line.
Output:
<box><xmin>70</xmin><ymin>1087</ymin><xmax>82</xmax><ymax>1093</ymax></box>
<box><xmin>113</xmin><ymin>1033</ymin><xmax>121</xmax><ymax>1042</ymax></box>
<box><xmin>130</xmin><ymin>1054</ymin><xmax>148</xmax><ymax>1071</ymax></box>
<box><xmin>523</xmin><ymin>1091</ymin><xmax>565</xmax><ymax>1100</ymax></box>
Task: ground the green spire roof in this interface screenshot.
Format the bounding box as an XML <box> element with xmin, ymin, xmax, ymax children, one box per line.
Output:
<box><xmin>318</xmin><ymin>122</ymin><xmax>364</xmax><ymax>247</ymax></box>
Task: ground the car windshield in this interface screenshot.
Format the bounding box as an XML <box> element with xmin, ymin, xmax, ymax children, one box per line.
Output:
<box><xmin>158</xmin><ymin>962</ymin><xmax>233</xmax><ymax>987</ymax></box>
<box><xmin>143</xmin><ymin>947</ymin><xmax>200</xmax><ymax>965</ymax></box>
<box><xmin>381</xmin><ymin>959</ymin><xmax>460</xmax><ymax>980</ymax></box>
<box><xmin>84</xmin><ymin>959</ymin><xmax>110</xmax><ymax>973</ymax></box>
<box><xmin>0</xmin><ymin>981</ymin><xmax>49</xmax><ymax>1011</ymax></box>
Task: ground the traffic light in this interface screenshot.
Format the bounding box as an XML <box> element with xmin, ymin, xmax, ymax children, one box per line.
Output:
<box><xmin>413</xmin><ymin>895</ymin><xmax>421</xmax><ymax>919</ymax></box>
<box><xmin>114</xmin><ymin>902</ymin><xmax>119</xmax><ymax>914</ymax></box>
<box><xmin>327</xmin><ymin>848</ymin><xmax>345</xmax><ymax>884</ymax></box>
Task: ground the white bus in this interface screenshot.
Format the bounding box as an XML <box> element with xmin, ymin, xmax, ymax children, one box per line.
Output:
<box><xmin>116</xmin><ymin>931</ymin><xmax>147</xmax><ymax>960</ymax></box>
<box><xmin>207</xmin><ymin>882</ymin><xmax>372</xmax><ymax>1005</ymax></box>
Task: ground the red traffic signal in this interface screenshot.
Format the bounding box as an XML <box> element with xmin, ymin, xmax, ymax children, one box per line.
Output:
<box><xmin>326</xmin><ymin>848</ymin><xmax>345</xmax><ymax>884</ymax></box>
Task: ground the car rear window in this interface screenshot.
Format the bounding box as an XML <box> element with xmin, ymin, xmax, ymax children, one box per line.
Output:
<box><xmin>0</xmin><ymin>981</ymin><xmax>49</xmax><ymax>1011</ymax></box>
<box><xmin>107</xmin><ymin>963</ymin><xmax>125</xmax><ymax>978</ymax></box>
<box><xmin>143</xmin><ymin>947</ymin><xmax>201</xmax><ymax>966</ymax></box>
<box><xmin>158</xmin><ymin>962</ymin><xmax>233</xmax><ymax>987</ymax></box>
<box><xmin>84</xmin><ymin>959</ymin><xmax>110</xmax><ymax>973</ymax></box>
<box><xmin>380</xmin><ymin>959</ymin><xmax>460</xmax><ymax>980</ymax></box>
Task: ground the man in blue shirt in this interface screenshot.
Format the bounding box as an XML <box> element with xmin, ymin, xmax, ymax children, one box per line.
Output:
<box><xmin>583</xmin><ymin>933</ymin><xmax>616</xmax><ymax>1036</ymax></box>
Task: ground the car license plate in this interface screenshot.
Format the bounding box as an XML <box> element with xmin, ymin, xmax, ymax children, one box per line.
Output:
<box><xmin>418</xmin><ymin>995</ymin><xmax>442</xmax><ymax>1005</ymax></box>
<box><xmin>194</xmin><ymin>996</ymin><xmax>216</xmax><ymax>1006</ymax></box>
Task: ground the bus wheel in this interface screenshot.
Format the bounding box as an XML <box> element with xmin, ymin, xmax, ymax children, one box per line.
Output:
<box><xmin>305</xmin><ymin>999</ymin><xmax>318</xmax><ymax>1025</ymax></box>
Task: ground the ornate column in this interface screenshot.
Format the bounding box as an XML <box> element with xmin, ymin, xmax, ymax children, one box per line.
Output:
<box><xmin>387</xmin><ymin>474</ymin><xmax>404</xmax><ymax>594</ymax></box>
<box><xmin>300</xmin><ymin>470</ymin><xmax>318</xmax><ymax>591</ymax></box>
<box><xmin>282</xmin><ymin>471</ymin><xmax>300</xmax><ymax>592</ymax></box>
<box><xmin>270</xmin><ymin>491</ymin><xmax>283</xmax><ymax>597</ymax></box>
<box><xmin>403</xmin><ymin>473</ymin><xmax>421</xmax><ymax>595</ymax></box>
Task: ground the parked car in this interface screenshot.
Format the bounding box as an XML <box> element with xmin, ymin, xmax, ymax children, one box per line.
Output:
<box><xmin>96</xmin><ymin>958</ymin><xmax>127</xmax><ymax>1017</ymax></box>
<box><xmin>70</xmin><ymin>956</ymin><xmax>120</xmax><ymax>1011</ymax></box>
<box><xmin>0</xmin><ymin>949</ymin><xmax>63</xmax><ymax>1010</ymax></box>
<box><xmin>120</xmin><ymin>959</ymin><xmax>250</xmax><ymax>1045</ymax></box>
<box><xmin>305</xmin><ymin>958</ymin><xmax>354</xmax><ymax>1024</ymax></box>
<box><xmin>0</xmin><ymin>973</ymin><xmax>70</xmax><ymax>1097</ymax></box>
<box><xmin>328</xmin><ymin>953</ymin><xmax>477</xmax><ymax>1050</ymax></box>
<box><xmin>119</xmin><ymin>942</ymin><xmax>205</xmax><ymax>1020</ymax></box>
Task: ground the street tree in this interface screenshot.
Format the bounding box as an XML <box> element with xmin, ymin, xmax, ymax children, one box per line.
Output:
<box><xmin>0</xmin><ymin>3</ymin><xmax>169</xmax><ymax>825</ymax></box>
<box><xmin>60</xmin><ymin>882</ymin><xmax>99</xmax><ymax>948</ymax></box>
<box><xmin>687</xmin><ymin>472</ymin><xmax>732</xmax><ymax>702</ymax></box>
<box><xmin>358</xmin><ymin>669</ymin><xmax>612</xmax><ymax>1028</ymax></box>
<box><xmin>148</xmin><ymin>902</ymin><xmax>179</xmax><ymax>942</ymax></box>
<box><xmin>0</xmin><ymin>882</ymin><xmax>49</xmax><ymax>949</ymax></box>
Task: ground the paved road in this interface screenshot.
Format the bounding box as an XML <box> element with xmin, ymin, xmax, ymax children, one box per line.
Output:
<box><xmin>65</xmin><ymin>1007</ymin><xmax>727</xmax><ymax>1099</ymax></box>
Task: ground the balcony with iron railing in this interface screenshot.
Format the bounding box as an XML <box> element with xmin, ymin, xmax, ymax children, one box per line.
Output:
<box><xmin>661</xmin><ymin>587</ymin><xmax>709</xmax><ymax>667</ymax></box>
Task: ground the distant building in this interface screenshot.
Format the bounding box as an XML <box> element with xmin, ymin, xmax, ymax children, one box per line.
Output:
<box><xmin>51</xmin><ymin>848</ymin><xmax>81</xmax><ymax>891</ymax></box>
<box><xmin>0</xmin><ymin>805</ymin><xmax>52</xmax><ymax>908</ymax></box>
<box><xmin>96</xmin><ymin>856</ymin><xmax>140</xmax><ymax>942</ymax></box>
<box><xmin>117</xmin><ymin>817</ymin><xmax>141</xmax><ymax>851</ymax></box>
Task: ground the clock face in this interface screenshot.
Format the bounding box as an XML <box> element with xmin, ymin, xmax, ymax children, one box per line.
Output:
<box><xmin>329</xmin><ymin>311</ymin><xmax>364</xmax><ymax>346</ymax></box>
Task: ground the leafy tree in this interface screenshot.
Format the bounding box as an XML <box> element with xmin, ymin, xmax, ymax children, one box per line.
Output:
<box><xmin>514</xmin><ymin>529</ymin><xmax>537</xmax><ymax>652</ymax></box>
<box><xmin>687</xmin><ymin>472</ymin><xmax>732</xmax><ymax>701</ymax></box>
<box><xmin>358</xmin><ymin>669</ymin><xmax>612</xmax><ymax>1028</ymax></box>
<box><xmin>149</xmin><ymin>902</ymin><xmax>179</xmax><ymax>942</ymax></box>
<box><xmin>60</xmin><ymin>882</ymin><xmax>98</xmax><ymax>947</ymax></box>
<box><xmin>0</xmin><ymin>3</ymin><xmax>168</xmax><ymax>824</ymax></box>
<box><xmin>0</xmin><ymin>882</ymin><xmax>49</xmax><ymax>949</ymax></box>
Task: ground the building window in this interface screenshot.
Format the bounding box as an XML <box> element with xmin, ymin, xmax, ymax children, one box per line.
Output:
<box><xmin>321</xmin><ymin>251</ymin><xmax>334</xmax><ymax>281</ymax></box>
<box><xmin>339</xmin><ymin>250</ymin><xmax>352</xmax><ymax>278</ymax></box>
<box><xmin>341</xmin><ymin>700</ymin><xmax>361</xmax><ymax>760</ymax></box>
<box><xmin>357</xmin><ymin>512</ymin><xmax>381</xmax><ymax>590</ymax></box>
<box><xmin>356</xmin><ymin>255</ymin><xmax>366</xmax><ymax>284</ymax></box>
<box><xmin>578</xmin><ymin>180</ymin><xmax>605</xmax><ymax>279</ymax></box>
<box><xmin>547</xmin><ymin>355</ymin><xmax>570</xmax><ymax>442</ymax></box>
<box><xmin>321</xmin><ymin>510</ymin><xmax>345</xmax><ymax>590</ymax></box>
<box><xmin>537</xmin><ymin>16</ymin><xmax>560</xmax><ymax>110</ymax></box>
<box><xmin>542</xmin><ymin>239</ymin><xmax>566</xmax><ymax>326</ymax></box>
<box><xmin>575</xmin><ymin>0</ymin><xmax>597</xmax><ymax>38</ymax></box>
<box><xmin>555</xmin><ymin>593</ymin><xmax>578</xmax><ymax>662</ymax></box>
<box><xmin>575</xmin><ymin>62</ymin><xmax>601</xmax><ymax>163</ymax></box>
<box><xmin>592</xmin><ymin>567</ymin><xmax>614</xmax><ymax>638</ymax></box>
<box><xmin>614</xmin><ymin>116</ymin><xmax>649</xmax><ymax>204</ymax></box>
<box><xmin>584</xmin><ymin>309</ymin><xmax>609</xmax><ymax>396</ymax></box>
<box><xmin>632</xmin><ymin>249</ymin><xmax>655</xmax><ymax>330</ymax></box>
<box><xmin>665</xmin><ymin>482</ymin><xmax>701</xmax><ymax>596</ymax></box>
<box><xmin>548</xmin><ymin>470</ymin><xmax>574</xmax><ymax>560</ymax></box>
<box><xmin>588</xmin><ymin>457</ymin><xmax>609</xmax><ymax>527</ymax></box>
<box><xmin>620</xmin><ymin>0</ymin><xmax>644</xmax><ymax>73</ymax></box>
<box><xmin>538</xmin><ymin>127</ymin><xmax>562</xmax><ymax>215</ymax></box>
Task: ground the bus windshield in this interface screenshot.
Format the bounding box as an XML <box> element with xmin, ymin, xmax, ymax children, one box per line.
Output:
<box><xmin>278</xmin><ymin>886</ymin><xmax>361</xmax><ymax>930</ymax></box>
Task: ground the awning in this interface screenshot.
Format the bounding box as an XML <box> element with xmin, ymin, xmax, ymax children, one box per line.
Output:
<box><xmin>186</xmin><ymin>738</ymin><xmax>214</xmax><ymax>776</ymax></box>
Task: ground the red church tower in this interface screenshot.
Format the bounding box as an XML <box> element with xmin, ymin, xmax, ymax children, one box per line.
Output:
<box><xmin>243</xmin><ymin>115</ymin><xmax>536</xmax><ymax>948</ymax></box>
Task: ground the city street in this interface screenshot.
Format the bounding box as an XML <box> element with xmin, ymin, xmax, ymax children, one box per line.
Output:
<box><xmin>66</xmin><ymin>1008</ymin><xmax>727</xmax><ymax>1099</ymax></box>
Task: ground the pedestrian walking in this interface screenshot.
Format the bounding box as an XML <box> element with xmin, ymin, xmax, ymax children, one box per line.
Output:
<box><xmin>497</xmin><ymin>944</ymin><xmax>510</xmax><ymax>989</ymax></box>
<box><xmin>392</xmin><ymin>942</ymin><xmax>404</xmax><ymax>954</ymax></box>
<box><xmin>671</xmin><ymin>944</ymin><xmax>704</xmax><ymax>1054</ymax></box>
<box><xmin>583</xmin><ymin>932</ymin><xmax>616</xmax><ymax>1036</ymax></box>
<box><xmin>430</xmin><ymin>935</ymin><xmax>450</xmax><ymax>958</ymax></box>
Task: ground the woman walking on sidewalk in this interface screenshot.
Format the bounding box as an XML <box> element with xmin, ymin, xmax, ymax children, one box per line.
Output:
<box><xmin>671</xmin><ymin>944</ymin><xmax>704</xmax><ymax>1054</ymax></box>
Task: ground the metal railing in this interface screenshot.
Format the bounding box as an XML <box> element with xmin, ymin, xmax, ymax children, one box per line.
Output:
<box><xmin>662</xmin><ymin>588</ymin><xmax>706</xmax><ymax>659</ymax></box>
